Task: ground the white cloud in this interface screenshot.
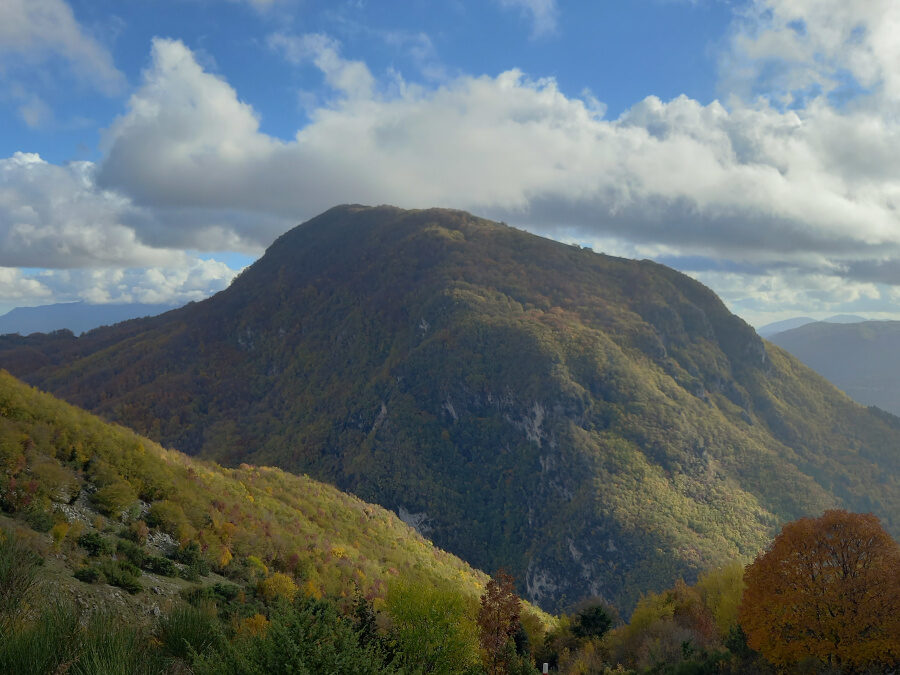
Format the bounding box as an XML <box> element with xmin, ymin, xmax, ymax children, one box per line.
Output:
<box><xmin>0</xmin><ymin>152</ymin><xmax>182</xmax><ymax>269</ymax></box>
<box><xmin>0</xmin><ymin>0</ymin><xmax>125</xmax><ymax>95</ymax></box>
<box><xmin>724</xmin><ymin>0</ymin><xmax>900</xmax><ymax>107</ymax></box>
<box><xmin>0</xmin><ymin>259</ymin><xmax>241</xmax><ymax>311</ymax></box>
<box><xmin>268</xmin><ymin>33</ymin><xmax>376</xmax><ymax>99</ymax></box>
<box><xmin>34</xmin><ymin>259</ymin><xmax>240</xmax><ymax>305</ymax></box>
<box><xmin>495</xmin><ymin>0</ymin><xmax>559</xmax><ymax>37</ymax></box>
<box><xmin>0</xmin><ymin>268</ymin><xmax>52</xmax><ymax>305</ymax></box>
<box><xmin>688</xmin><ymin>268</ymin><xmax>888</xmax><ymax>327</ymax></box>
<box><xmin>94</xmin><ymin>37</ymin><xmax>900</xmax><ymax>279</ymax></box>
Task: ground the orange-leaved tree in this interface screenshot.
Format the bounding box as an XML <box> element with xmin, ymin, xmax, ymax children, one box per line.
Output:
<box><xmin>740</xmin><ymin>509</ymin><xmax>900</xmax><ymax>671</ymax></box>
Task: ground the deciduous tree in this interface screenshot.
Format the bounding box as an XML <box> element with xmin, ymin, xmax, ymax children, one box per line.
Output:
<box><xmin>740</xmin><ymin>510</ymin><xmax>900</xmax><ymax>671</ymax></box>
<box><xmin>477</xmin><ymin>571</ymin><xmax>522</xmax><ymax>675</ymax></box>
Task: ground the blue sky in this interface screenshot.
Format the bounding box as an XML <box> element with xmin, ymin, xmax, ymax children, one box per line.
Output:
<box><xmin>2</xmin><ymin>0</ymin><xmax>900</xmax><ymax>326</ymax></box>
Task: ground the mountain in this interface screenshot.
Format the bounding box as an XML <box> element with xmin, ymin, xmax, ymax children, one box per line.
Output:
<box><xmin>756</xmin><ymin>314</ymin><xmax>867</xmax><ymax>338</ymax></box>
<box><xmin>0</xmin><ymin>301</ymin><xmax>181</xmax><ymax>336</ymax></box>
<box><xmin>2</xmin><ymin>205</ymin><xmax>899</xmax><ymax>613</ymax></box>
<box><xmin>756</xmin><ymin>317</ymin><xmax>816</xmax><ymax>337</ymax></box>
<box><xmin>768</xmin><ymin>320</ymin><xmax>900</xmax><ymax>416</ymax></box>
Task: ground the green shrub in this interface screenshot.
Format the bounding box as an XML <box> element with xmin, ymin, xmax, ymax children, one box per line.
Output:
<box><xmin>145</xmin><ymin>555</ymin><xmax>178</xmax><ymax>577</ymax></box>
<box><xmin>77</xmin><ymin>531</ymin><xmax>114</xmax><ymax>557</ymax></box>
<box><xmin>190</xmin><ymin>595</ymin><xmax>394</xmax><ymax>674</ymax></box>
<box><xmin>98</xmin><ymin>559</ymin><xmax>142</xmax><ymax>594</ymax></box>
<box><xmin>23</xmin><ymin>509</ymin><xmax>54</xmax><ymax>533</ymax></box>
<box><xmin>90</xmin><ymin>480</ymin><xmax>138</xmax><ymax>517</ymax></box>
<box><xmin>173</xmin><ymin>541</ymin><xmax>210</xmax><ymax>579</ymax></box>
<box><xmin>146</xmin><ymin>500</ymin><xmax>188</xmax><ymax>536</ymax></box>
<box><xmin>182</xmin><ymin>582</ymin><xmax>242</xmax><ymax>607</ymax></box>
<box><xmin>74</xmin><ymin>566</ymin><xmax>100</xmax><ymax>584</ymax></box>
<box><xmin>116</xmin><ymin>538</ymin><xmax>146</xmax><ymax>568</ymax></box>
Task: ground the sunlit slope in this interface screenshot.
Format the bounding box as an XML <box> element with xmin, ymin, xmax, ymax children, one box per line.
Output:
<box><xmin>0</xmin><ymin>369</ymin><xmax>491</xmax><ymax>603</ymax></box>
<box><xmin>2</xmin><ymin>205</ymin><xmax>899</xmax><ymax>612</ymax></box>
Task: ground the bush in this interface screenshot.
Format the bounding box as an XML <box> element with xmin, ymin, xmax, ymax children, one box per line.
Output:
<box><xmin>122</xmin><ymin>520</ymin><xmax>149</xmax><ymax>545</ymax></box>
<box><xmin>98</xmin><ymin>559</ymin><xmax>142</xmax><ymax>594</ymax></box>
<box><xmin>146</xmin><ymin>500</ymin><xmax>189</xmax><ymax>536</ymax></box>
<box><xmin>77</xmin><ymin>531</ymin><xmax>113</xmax><ymax>557</ymax></box>
<box><xmin>24</xmin><ymin>509</ymin><xmax>54</xmax><ymax>533</ymax></box>
<box><xmin>116</xmin><ymin>538</ymin><xmax>146</xmax><ymax>568</ymax></box>
<box><xmin>74</xmin><ymin>566</ymin><xmax>100</xmax><ymax>584</ymax></box>
<box><xmin>173</xmin><ymin>541</ymin><xmax>210</xmax><ymax>579</ymax></box>
<box><xmin>190</xmin><ymin>595</ymin><xmax>394</xmax><ymax>674</ymax></box>
<box><xmin>182</xmin><ymin>582</ymin><xmax>242</xmax><ymax>607</ymax></box>
<box><xmin>90</xmin><ymin>480</ymin><xmax>138</xmax><ymax>517</ymax></box>
<box><xmin>257</xmin><ymin>572</ymin><xmax>299</xmax><ymax>603</ymax></box>
<box><xmin>145</xmin><ymin>555</ymin><xmax>178</xmax><ymax>577</ymax></box>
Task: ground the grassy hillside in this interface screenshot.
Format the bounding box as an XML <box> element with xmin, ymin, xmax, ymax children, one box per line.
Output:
<box><xmin>2</xmin><ymin>205</ymin><xmax>899</xmax><ymax>612</ymax></box>
<box><xmin>0</xmin><ymin>368</ymin><xmax>505</xmax><ymax>611</ymax></box>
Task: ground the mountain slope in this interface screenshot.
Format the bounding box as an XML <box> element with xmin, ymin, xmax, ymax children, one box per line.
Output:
<box><xmin>2</xmin><ymin>205</ymin><xmax>899</xmax><ymax>612</ymax></box>
<box><xmin>0</xmin><ymin>301</ymin><xmax>181</xmax><ymax>336</ymax></box>
<box><xmin>769</xmin><ymin>320</ymin><xmax>900</xmax><ymax>416</ymax></box>
<box><xmin>0</xmin><ymin>368</ymin><xmax>498</xmax><ymax>607</ymax></box>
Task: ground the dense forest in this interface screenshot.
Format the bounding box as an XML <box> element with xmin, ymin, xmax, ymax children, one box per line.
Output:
<box><xmin>3</xmin><ymin>206</ymin><xmax>899</xmax><ymax>612</ymax></box>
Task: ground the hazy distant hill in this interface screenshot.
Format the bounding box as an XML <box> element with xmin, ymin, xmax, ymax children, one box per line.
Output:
<box><xmin>768</xmin><ymin>320</ymin><xmax>900</xmax><ymax>416</ymax></box>
<box><xmin>756</xmin><ymin>314</ymin><xmax>866</xmax><ymax>338</ymax></box>
<box><xmin>0</xmin><ymin>301</ymin><xmax>180</xmax><ymax>336</ymax></box>
<box><xmin>2</xmin><ymin>205</ymin><xmax>899</xmax><ymax>612</ymax></box>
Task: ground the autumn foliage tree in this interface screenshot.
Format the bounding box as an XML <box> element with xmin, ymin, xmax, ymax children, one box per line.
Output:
<box><xmin>477</xmin><ymin>571</ymin><xmax>522</xmax><ymax>675</ymax></box>
<box><xmin>740</xmin><ymin>510</ymin><xmax>900</xmax><ymax>671</ymax></box>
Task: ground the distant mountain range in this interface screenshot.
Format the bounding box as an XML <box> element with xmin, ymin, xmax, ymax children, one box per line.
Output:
<box><xmin>756</xmin><ymin>314</ymin><xmax>867</xmax><ymax>338</ymax></box>
<box><xmin>2</xmin><ymin>205</ymin><xmax>899</xmax><ymax>613</ymax></box>
<box><xmin>0</xmin><ymin>301</ymin><xmax>181</xmax><ymax>336</ymax></box>
<box><xmin>768</xmin><ymin>320</ymin><xmax>900</xmax><ymax>417</ymax></box>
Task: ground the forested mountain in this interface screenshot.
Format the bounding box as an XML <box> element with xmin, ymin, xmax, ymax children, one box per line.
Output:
<box><xmin>769</xmin><ymin>320</ymin><xmax>900</xmax><ymax>416</ymax></box>
<box><xmin>2</xmin><ymin>205</ymin><xmax>900</xmax><ymax>613</ymax></box>
<box><xmin>0</xmin><ymin>301</ymin><xmax>181</xmax><ymax>336</ymax></box>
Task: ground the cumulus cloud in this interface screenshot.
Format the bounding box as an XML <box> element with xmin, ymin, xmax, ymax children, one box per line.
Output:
<box><xmin>495</xmin><ymin>0</ymin><xmax>559</xmax><ymax>37</ymax></box>
<box><xmin>33</xmin><ymin>259</ymin><xmax>240</xmax><ymax>305</ymax></box>
<box><xmin>0</xmin><ymin>259</ymin><xmax>240</xmax><ymax>313</ymax></box>
<box><xmin>724</xmin><ymin>0</ymin><xmax>900</xmax><ymax>107</ymax></box>
<box><xmin>94</xmin><ymin>36</ymin><xmax>900</xmax><ymax>281</ymax></box>
<box><xmin>0</xmin><ymin>0</ymin><xmax>125</xmax><ymax>95</ymax></box>
<box><xmin>0</xmin><ymin>268</ymin><xmax>52</xmax><ymax>305</ymax></box>
<box><xmin>0</xmin><ymin>152</ymin><xmax>182</xmax><ymax>269</ymax></box>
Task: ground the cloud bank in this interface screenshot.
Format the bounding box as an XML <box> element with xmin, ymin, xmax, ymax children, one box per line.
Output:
<box><xmin>3</xmin><ymin>0</ymin><xmax>900</xmax><ymax>322</ymax></box>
